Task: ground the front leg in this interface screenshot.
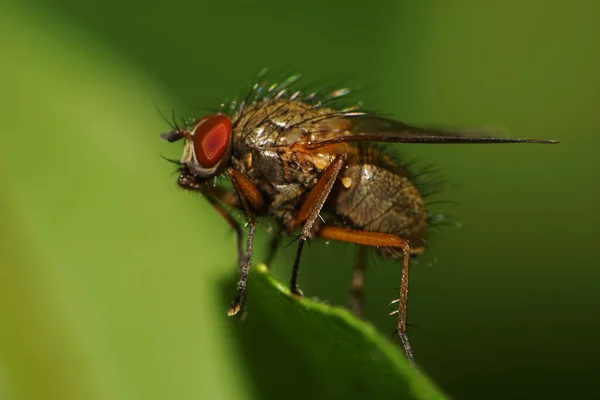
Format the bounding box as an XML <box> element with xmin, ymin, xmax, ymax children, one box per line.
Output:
<box><xmin>177</xmin><ymin>172</ymin><xmax>245</xmax><ymax>270</ymax></box>
<box><xmin>226</xmin><ymin>167</ymin><xmax>264</xmax><ymax>316</ymax></box>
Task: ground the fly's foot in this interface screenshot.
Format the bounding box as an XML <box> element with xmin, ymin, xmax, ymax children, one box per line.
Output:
<box><xmin>227</xmin><ymin>296</ymin><xmax>243</xmax><ymax>317</ymax></box>
<box><xmin>397</xmin><ymin>330</ymin><xmax>417</xmax><ymax>370</ymax></box>
<box><xmin>290</xmin><ymin>285</ymin><xmax>304</xmax><ymax>297</ymax></box>
<box><xmin>227</xmin><ymin>302</ymin><xmax>241</xmax><ymax>317</ymax></box>
<box><xmin>227</xmin><ymin>299</ymin><xmax>248</xmax><ymax>322</ymax></box>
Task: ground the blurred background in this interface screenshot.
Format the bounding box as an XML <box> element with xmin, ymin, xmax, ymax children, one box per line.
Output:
<box><xmin>1</xmin><ymin>0</ymin><xmax>599</xmax><ymax>399</ymax></box>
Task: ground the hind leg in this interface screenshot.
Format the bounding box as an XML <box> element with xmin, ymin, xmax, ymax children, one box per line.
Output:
<box><xmin>316</xmin><ymin>225</ymin><xmax>416</xmax><ymax>368</ymax></box>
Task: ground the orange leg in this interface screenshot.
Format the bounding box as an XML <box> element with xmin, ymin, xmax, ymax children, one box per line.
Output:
<box><xmin>228</xmin><ymin>167</ymin><xmax>265</xmax><ymax>212</ymax></box>
<box><xmin>317</xmin><ymin>225</ymin><xmax>416</xmax><ymax>368</ymax></box>
<box><xmin>287</xmin><ymin>154</ymin><xmax>347</xmax><ymax>295</ymax></box>
<box><xmin>226</xmin><ymin>167</ymin><xmax>265</xmax><ymax>316</ymax></box>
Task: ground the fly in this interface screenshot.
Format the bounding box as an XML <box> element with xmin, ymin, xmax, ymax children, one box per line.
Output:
<box><xmin>160</xmin><ymin>74</ymin><xmax>557</xmax><ymax>367</ymax></box>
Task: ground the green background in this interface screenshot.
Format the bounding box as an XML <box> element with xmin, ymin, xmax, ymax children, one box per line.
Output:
<box><xmin>1</xmin><ymin>0</ymin><xmax>598</xmax><ymax>399</ymax></box>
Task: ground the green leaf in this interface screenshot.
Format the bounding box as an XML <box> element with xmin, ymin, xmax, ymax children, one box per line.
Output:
<box><xmin>232</xmin><ymin>264</ymin><xmax>445</xmax><ymax>399</ymax></box>
<box><xmin>0</xmin><ymin>2</ymin><xmax>445</xmax><ymax>399</ymax></box>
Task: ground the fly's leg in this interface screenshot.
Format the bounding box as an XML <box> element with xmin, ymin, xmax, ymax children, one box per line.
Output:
<box><xmin>203</xmin><ymin>188</ymin><xmax>244</xmax><ymax>271</ymax></box>
<box><xmin>287</xmin><ymin>154</ymin><xmax>347</xmax><ymax>296</ymax></box>
<box><xmin>316</xmin><ymin>225</ymin><xmax>416</xmax><ymax>368</ymax></box>
<box><xmin>351</xmin><ymin>246</ymin><xmax>368</xmax><ymax>318</ymax></box>
<box><xmin>226</xmin><ymin>167</ymin><xmax>264</xmax><ymax>316</ymax></box>
<box><xmin>177</xmin><ymin>174</ymin><xmax>245</xmax><ymax>271</ymax></box>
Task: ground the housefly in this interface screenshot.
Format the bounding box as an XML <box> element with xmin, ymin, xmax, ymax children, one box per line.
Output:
<box><xmin>160</xmin><ymin>74</ymin><xmax>557</xmax><ymax>367</ymax></box>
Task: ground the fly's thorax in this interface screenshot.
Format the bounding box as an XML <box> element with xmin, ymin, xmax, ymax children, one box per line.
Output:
<box><xmin>232</xmin><ymin>100</ymin><xmax>352</xmax><ymax>149</ymax></box>
<box><xmin>230</xmin><ymin>98</ymin><xmax>353</xmax><ymax>187</ymax></box>
<box><xmin>329</xmin><ymin>148</ymin><xmax>428</xmax><ymax>254</ymax></box>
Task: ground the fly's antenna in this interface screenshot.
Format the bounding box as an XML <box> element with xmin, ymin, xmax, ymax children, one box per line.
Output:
<box><xmin>155</xmin><ymin>105</ymin><xmax>177</xmax><ymax>131</ymax></box>
<box><xmin>171</xmin><ymin>109</ymin><xmax>182</xmax><ymax>132</ymax></box>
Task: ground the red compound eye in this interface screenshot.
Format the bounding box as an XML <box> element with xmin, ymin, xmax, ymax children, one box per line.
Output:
<box><xmin>192</xmin><ymin>115</ymin><xmax>232</xmax><ymax>168</ymax></box>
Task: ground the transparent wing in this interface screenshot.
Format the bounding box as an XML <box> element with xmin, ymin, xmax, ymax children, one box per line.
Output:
<box><xmin>305</xmin><ymin>114</ymin><xmax>557</xmax><ymax>149</ymax></box>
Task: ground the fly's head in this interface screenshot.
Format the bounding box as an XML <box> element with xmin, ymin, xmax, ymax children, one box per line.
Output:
<box><xmin>161</xmin><ymin>114</ymin><xmax>233</xmax><ymax>181</ymax></box>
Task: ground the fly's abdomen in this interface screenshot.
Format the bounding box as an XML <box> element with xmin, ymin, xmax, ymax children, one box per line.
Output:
<box><xmin>329</xmin><ymin>148</ymin><xmax>428</xmax><ymax>255</ymax></box>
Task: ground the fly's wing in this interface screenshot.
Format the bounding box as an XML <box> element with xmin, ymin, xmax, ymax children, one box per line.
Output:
<box><xmin>305</xmin><ymin>114</ymin><xmax>557</xmax><ymax>149</ymax></box>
